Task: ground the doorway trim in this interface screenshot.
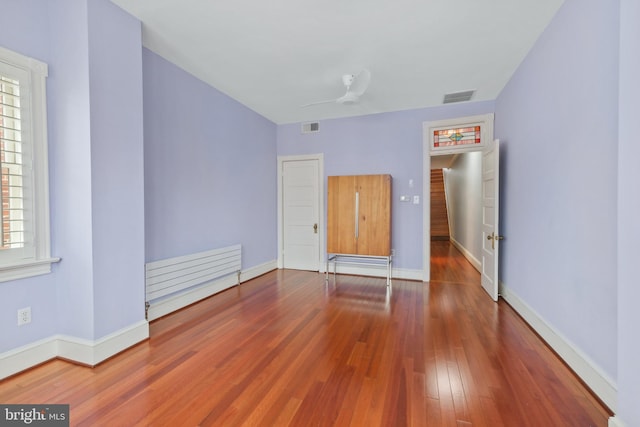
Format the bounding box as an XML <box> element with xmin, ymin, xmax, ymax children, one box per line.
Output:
<box><xmin>277</xmin><ymin>153</ymin><xmax>325</xmax><ymax>271</ymax></box>
<box><xmin>422</xmin><ymin>114</ymin><xmax>494</xmax><ymax>282</ymax></box>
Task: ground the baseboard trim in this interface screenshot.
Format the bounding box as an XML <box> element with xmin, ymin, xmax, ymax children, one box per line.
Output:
<box><xmin>0</xmin><ymin>320</ymin><xmax>149</xmax><ymax>380</ymax></box>
<box><xmin>450</xmin><ymin>237</ymin><xmax>481</xmax><ymax>272</ymax></box>
<box><xmin>393</xmin><ymin>267</ymin><xmax>423</xmax><ymax>281</ymax></box>
<box><xmin>57</xmin><ymin>320</ymin><xmax>149</xmax><ymax>366</ymax></box>
<box><xmin>609</xmin><ymin>416</ymin><xmax>626</xmax><ymax>427</ymax></box>
<box><xmin>147</xmin><ymin>260</ymin><xmax>278</xmax><ymax>321</ymax></box>
<box><xmin>500</xmin><ymin>282</ymin><xmax>617</xmax><ymax>412</ymax></box>
<box><xmin>240</xmin><ymin>260</ymin><xmax>277</xmax><ymax>283</ymax></box>
<box><xmin>0</xmin><ymin>337</ymin><xmax>58</xmax><ymax>380</ymax></box>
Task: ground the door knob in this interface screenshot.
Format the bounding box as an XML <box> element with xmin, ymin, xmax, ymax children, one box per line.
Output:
<box><xmin>487</xmin><ymin>232</ymin><xmax>504</xmax><ymax>250</ymax></box>
<box><xmin>313</xmin><ymin>223</ymin><xmax>318</xmax><ymax>234</ymax></box>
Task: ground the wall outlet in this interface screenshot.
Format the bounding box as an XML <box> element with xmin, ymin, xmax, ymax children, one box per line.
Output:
<box><xmin>17</xmin><ymin>307</ymin><xmax>31</xmax><ymax>326</ymax></box>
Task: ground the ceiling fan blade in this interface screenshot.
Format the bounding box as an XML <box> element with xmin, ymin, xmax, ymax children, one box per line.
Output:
<box><xmin>301</xmin><ymin>98</ymin><xmax>337</xmax><ymax>108</ymax></box>
<box><xmin>336</xmin><ymin>91</ymin><xmax>359</xmax><ymax>105</ymax></box>
<box><xmin>349</xmin><ymin>69</ymin><xmax>371</xmax><ymax>96</ymax></box>
<box><xmin>301</xmin><ymin>69</ymin><xmax>371</xmax><ymax>108</ymax></box>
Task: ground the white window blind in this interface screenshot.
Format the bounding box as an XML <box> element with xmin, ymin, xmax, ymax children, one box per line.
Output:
<box><xmin>0</xmin><ymin>74</ymin><xmax>27</xmax><ymax>250</ymax></box>
<box><xmin>0</xmin><ymin>45</ymin><xmax>57</xmax><ymax>282</ymax></box>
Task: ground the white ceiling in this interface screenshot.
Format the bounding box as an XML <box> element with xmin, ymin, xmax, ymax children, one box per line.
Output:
<box><xmin>110</xmin><ymin>0</ymin><xmax>564</xmax><ymax>125</ymax></box>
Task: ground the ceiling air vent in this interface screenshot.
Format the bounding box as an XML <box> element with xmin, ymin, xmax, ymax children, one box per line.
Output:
<box><xmin>443</xmin><ymin>90</ymin><xmax>475</xmax><ymax>104</ymax></box>
<box><xmin>301</xmin><ymin>122</ymin><xmax>320</xmax><ymax>134</ymax></box>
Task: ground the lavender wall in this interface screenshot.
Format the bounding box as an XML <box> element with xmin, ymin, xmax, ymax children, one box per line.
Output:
<box><xmin>277</xmin><ymin>102</ymin><xmax>494</xmax><ymax>271</ymax></box>
<box><xmin>87</xmin><ymin>0</ymin><xmax>145</xmax><ymax>338</ymax></box>
<box><xmin>143</xmin><ymin>50</ymin><xmax>277</xmax><ymax>269</ymax></box>
<box><xmin>0</xmin><ymin>0</ymin><xmax>67</xmax><ymax>352</ymax></box>
<box><xmin>1</xmin><ymin>0</ymin><xmax>145</xmax><ymax>353</ymax></box>
<box><xmin>48</xmin><ymin>0</ymin><xmax>95</xmax><ymax>341</ymax></box>
<box><xmin>48</xmin><ymin>0</ymin><xmax>146</xmax><ymax>341</ymax></box>
<box><xmin>617</xmin><ymin>0</ymin><xmax>640</xmax><ymax>424</ymax></box>
<box><xmin>494</xmin><ymin>0</ymin><xmax>618</xmax><ymax>384</ymax></box>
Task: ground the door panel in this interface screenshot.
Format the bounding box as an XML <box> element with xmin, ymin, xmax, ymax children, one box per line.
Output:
<box><xmin>283</xmin><ymin>160</ymin><xmax>320</xmax><ymax>270</ymax></box>
<box><xmin>356</xmin><ymin>175</ymin><xmax>392</xmax><ymax>256</ymax></box>
<box><xmin>327</xmin><ymin>175</ymin><xmax>357</xmax><ymax>254</ymax></box>
<box><xmin>481</xmin><ymin>139</ymin><xmax>500</xmax><ymax>301</ymax></box>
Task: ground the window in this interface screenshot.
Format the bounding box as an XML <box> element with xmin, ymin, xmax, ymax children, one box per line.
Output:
<box><xmin>427</xmin><ymin>114</ymin><xmax>494</xmax><ymax>155</ymax></box>
<box><xmin>0</xmin><ymin>46</ymin><xmax>57</xmax><ymax>282</ymax></box>
<box><xmin>433</xmin><ymin>126</ymin><xmax>481</xmax><ymax>148</ymax></box>
<box><xmin>1</xmin><ymin>74</ymin><xmax>26</xmax><ymax>250</ymax></box>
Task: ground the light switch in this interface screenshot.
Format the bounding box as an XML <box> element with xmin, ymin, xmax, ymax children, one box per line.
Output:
<box><xmin>400</xmin><ymin>195</ymin><xmax>410</xmax><ymax>202</ymax></box>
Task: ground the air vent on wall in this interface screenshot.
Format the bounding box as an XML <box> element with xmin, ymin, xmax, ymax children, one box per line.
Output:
<box><xmin>443</xmin><ymin>90</ymin><xmax>475</xmax><ymax>104</ymax></box>
<box><xmin>301</xmin><ymin>122</ymin><xmax>320</xmax><ymax>134</ymax></box>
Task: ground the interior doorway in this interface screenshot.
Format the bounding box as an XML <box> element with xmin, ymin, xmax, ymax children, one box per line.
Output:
<box><xmin>277</xmin><ymin>154</ymin><xmax>324</xmax><ymax>272</ymax></box>
<box><xmin>427</xmin><ymin>150</ymin><xmax>483</xmax><ymax>278</ymax></box>
<box><xmin>422</xmin><ymin>114</ymin><xmax>500</xmax><ymax>301</ymax></box>
<box><xmin>431</xmin><ymin>151</ymin><xmax>483</xmax><ymax>270</ymax></box>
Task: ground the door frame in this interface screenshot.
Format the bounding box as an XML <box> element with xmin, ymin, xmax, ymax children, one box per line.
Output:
<box><xmin>277</xmin><ymin>153</ymin><xmax>325</xmax><ymax>271</ymax></box>
<box><xmin>422</xmin><ymin>114</ymin><xmax>494</xmax><ymax>282</ymax></box>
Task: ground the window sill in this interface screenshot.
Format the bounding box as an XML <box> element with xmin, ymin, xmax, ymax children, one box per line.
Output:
<box><xmin>0</xmin><ymin>257</ymin><xmax>61</xmax><ymax>283</ymax></box>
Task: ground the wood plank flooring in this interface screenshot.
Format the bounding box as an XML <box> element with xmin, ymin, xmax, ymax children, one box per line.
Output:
<box><xmin>0</xmin><ymin>242</ymin><xmax>611</xmax><ymax>426</ymax></box>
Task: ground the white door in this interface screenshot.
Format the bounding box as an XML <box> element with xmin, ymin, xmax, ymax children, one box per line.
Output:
<box><xmin>481</xmin><ymin>139</ymin><xmax>501</xmax><ymax>301</ymax></box>
<box><xmin>282</xmin><ymin>159</ymin><xmax>320</xmax><ymax>271</ymax></box>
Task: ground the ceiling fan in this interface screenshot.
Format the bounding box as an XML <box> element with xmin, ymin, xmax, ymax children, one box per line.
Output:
<box><xmin>302</xmin><ymin>69</ymin><xmax>371</xmax><ymax>107</ymax></box>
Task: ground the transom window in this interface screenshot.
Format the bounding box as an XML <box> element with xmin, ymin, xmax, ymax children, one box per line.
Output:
<box><xmin>427</xmin><ymin>114</ymin><xmax>493</xmax><ymax>155</ymax></box>
<box><xmin>433</xmin><ymin>126</ymin><xmax>481</xmax><ymax>148</ymax></box>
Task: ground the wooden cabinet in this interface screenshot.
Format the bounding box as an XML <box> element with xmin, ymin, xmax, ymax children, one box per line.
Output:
<box><xmin>327</xmin><ymin>174</ymin><xmax>392</xmax><ymax>257</ymax></box>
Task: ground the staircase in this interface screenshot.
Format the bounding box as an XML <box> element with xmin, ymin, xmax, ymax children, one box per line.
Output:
<box><xmin>430</xmin><ymin>169</ymin><xmax>450</xmax><ymax>241</ymax></box>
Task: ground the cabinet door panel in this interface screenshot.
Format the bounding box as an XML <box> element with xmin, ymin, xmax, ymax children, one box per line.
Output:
<box><xmin>356</xmin><ymin>175</ymin><xmax>391</xmax><ymax>256</ymax></box>
<box><xmin>327</xmin><ymin>175</ymin><xmax>357</xmax><ymax>254</ymax></box>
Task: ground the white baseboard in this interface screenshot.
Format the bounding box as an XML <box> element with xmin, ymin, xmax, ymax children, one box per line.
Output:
<box><xmin>609</xmin><ymin>416</ymin><xmax>626</xmax><ymax>427</ymax></box>
<box><xmin>57</xmin><ymin>320</ymin><xmax>149</xmax><ymax>366</ymax></box>
<box><xmin>0</xmin><ymin>336</ymin><xmax>58</xmax><ymax>380</ymax></box>
<box><xmin>500</xmin><ymin>282</ymin><xmax>617</xmax><ymax>412</ymax></box>
<box><xmin>240</xmin><ymin>260</ymin><xmax>277</xmax><ymax>282</ymax></box>
<box><xmin>450</xmin><ymin>237</ymin><xmax>481</xmax><ymax>272</ymax></box>
<box><xmin>147</xmin><ymin>260</ymin><xmax>277</xmax><ymax>321</ymax></box>
<box><xmin>393</xmin><ymin>267</ymin><xmax>423</xmax><ymax>281</ymax></box>
<box><xmin>0</xmin><ymin>320</ymin><xmax>149</xmax><ymax>380</ymax></box>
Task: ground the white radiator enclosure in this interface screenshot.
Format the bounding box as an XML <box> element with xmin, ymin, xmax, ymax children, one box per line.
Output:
<box><xmin>145</xmin><ymin>244</ymin><xmax>241</xmax><ymax>320</ymax></box>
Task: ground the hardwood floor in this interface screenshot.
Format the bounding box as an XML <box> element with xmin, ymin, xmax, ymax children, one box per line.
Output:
<box><xmin>0</xmin><ymin>242</ymin><xmax>611</xmax><ymax>426</ymax></box>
